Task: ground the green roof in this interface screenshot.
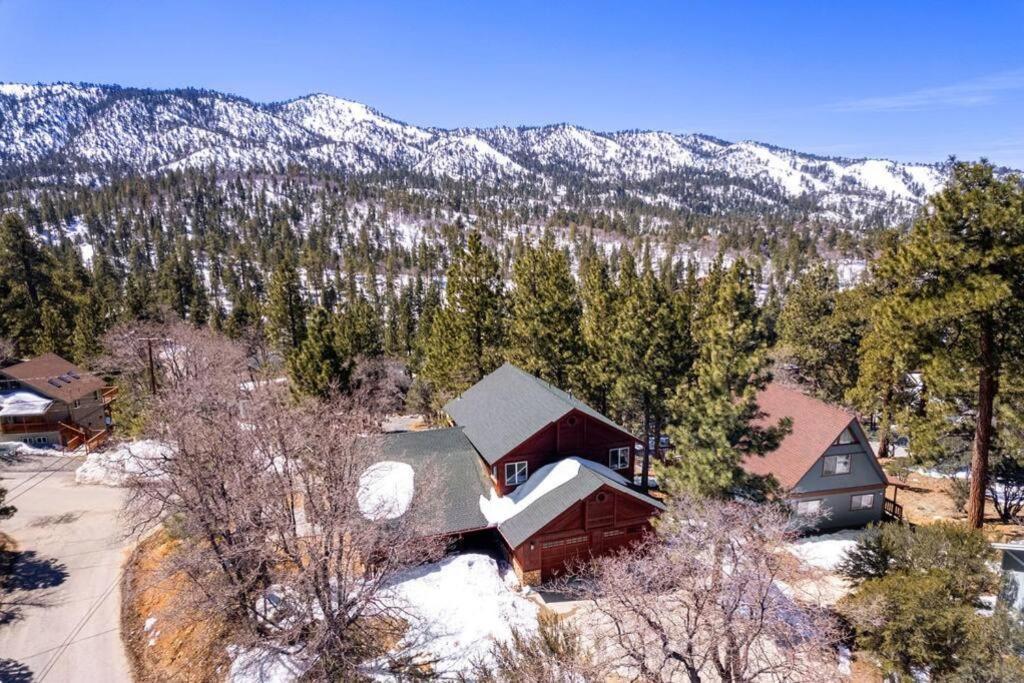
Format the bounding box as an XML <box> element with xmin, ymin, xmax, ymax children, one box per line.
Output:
<box><xmin>496</xmin><ymin>460</ymin><xmax>665</xmax><ymax>548</ymax></box>
<box><xmin>444</xmin><ymin>363</ymin><xmax>635</xmax><ymax>465</ymax></box>
<box><xmin>379</xmin><ymin>427</ymin><xmax>492</xmax><ymax>535</ymax></box>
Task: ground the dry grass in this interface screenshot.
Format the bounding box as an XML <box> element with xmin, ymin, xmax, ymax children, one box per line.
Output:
<box><xmin>121</xmin><ymin>529</ymin><xmax>231</xmax><ymax>683</ymax></box>
<box><xmin>880</xmin><ymin>459</ymin><xmax>1024</xmax><ymax>542</ymax></box>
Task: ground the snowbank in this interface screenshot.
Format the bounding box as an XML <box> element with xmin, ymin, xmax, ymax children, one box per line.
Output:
<box><xmin>228</xmin><ymin>646</ymin><xmax>309</xmax><ymax>683</ymax></box>
<box><xmin>357</xmin><ymin>461</ymin><xmax>415</xmax><ymax>520</ymax></box>
<box><xmin>384</xmin><ymin>553</ymin><xmax>538</xmax><ymax>676</ymax></box>
<box><xmin>787</xmin><ymin>529</ymin><xmax>863</xmax><ymax>571</ymax></box>
<box><xmin>74</xmin><ymin>440</ymin><xmax>172</xmax><ymax>486</ymax></box>
<box><xmin>479</xmin><ymin>456</ymin><xmax>628</xmax><ymax>525</ymax></box>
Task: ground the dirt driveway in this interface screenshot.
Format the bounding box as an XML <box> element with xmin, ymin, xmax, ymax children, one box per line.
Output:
<box><xmin>0</xmin><ymin>450</ymin><xmax>132</xmax><ymax>682</ymax></box>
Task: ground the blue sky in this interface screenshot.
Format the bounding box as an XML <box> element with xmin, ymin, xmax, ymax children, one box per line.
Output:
<box><xmin>2</xmin><ymin>1</ymin><xmax>1023</xmax><ymax>167</ymax></box>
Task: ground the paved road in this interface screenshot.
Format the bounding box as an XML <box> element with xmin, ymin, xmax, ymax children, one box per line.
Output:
<box><xmin>0</xmin><ymin>451</ymin><xmax>132</xmax><ymax>682</ymax></box>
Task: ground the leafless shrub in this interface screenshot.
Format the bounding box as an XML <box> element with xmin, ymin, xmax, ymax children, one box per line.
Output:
<box><xmin>122</xmin><ymin>327</ymin><xmax>446</xmax><ymax>678</ymax></box>
<box><xmin>0</xmin><ymin>337</ymin><xmax>15</xmax><ymax>366</ymax></box>
<box><xmin>347</xmin><ymin>355</ymin><xmax>413</xmax><ymax>417</ymax></box>
<box><xmin>472</xmin><ymin>611</ymin><xmax>610</xmax><ymax>683</ymax></box>
<box><xmin>563</xmin><ymin>495</ymin><xmax>844</xmax><ymax>683</ymax></box>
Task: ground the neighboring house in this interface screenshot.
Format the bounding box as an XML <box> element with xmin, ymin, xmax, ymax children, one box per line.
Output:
<box><xmin>0</xmin><ymin>353</ymin><xmax>117</xmax><ymax>450</ymax></box>
<box><xmin>743</xmin><ymin>382</ymin><xmax>892</xmax><ymax>530</ymax></box>
<box><xmin>382</xmin><ymin>363</ymin><xmax>664</xmax><ymax>584</ymax></box>
<box><xmin>994</xmin><ymin>543</ymin><xmax>1024</xmax><ymax>613</ymax></box>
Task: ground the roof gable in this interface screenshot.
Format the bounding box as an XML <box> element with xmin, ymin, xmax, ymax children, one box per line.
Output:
<box><xmin>742</xmin><ymin>382</ymin><xmax>863</xmax><ymax>489</ymax></box>
<box><xmin>0</xmin><ymin>353</ymin><xmax>106</xmax><ymax>404</ymax></box>
<box><xmin>493</xmin><ymin>457</ymin><xmax>664</xmax><ymax>548</ymax></box>
<box><xmin>444</xmin><ymin>363</ymin><xmax>634</xmax><ymax>465</ymax></box>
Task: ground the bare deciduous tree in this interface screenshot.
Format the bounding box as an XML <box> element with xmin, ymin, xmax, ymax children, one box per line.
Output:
<box><xmin>566</xmin><ymin>496</ymin><xmax>844</xmax><ymax>683</ymax></box>
<box><xmin>119</xmin><ymin>324</ymin><xmax>446</xmax><ymax>679</ymax></box>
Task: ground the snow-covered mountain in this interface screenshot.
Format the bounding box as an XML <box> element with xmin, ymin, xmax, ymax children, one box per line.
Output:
<box><xmin>0</xmin><ymin>82</ymin><xmax>962</xmax><ymax>223</ymax></box>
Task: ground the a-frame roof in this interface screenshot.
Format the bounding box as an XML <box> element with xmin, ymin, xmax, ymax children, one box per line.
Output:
<box><xmin>443</xmin><ymin>363</ymin><xmax>636</xmax><ymax>466</ymax></box>
<box><xmin>742</xmin><ymin>382</ymin><xmax>865</xmax><ymax>489</ymax></box>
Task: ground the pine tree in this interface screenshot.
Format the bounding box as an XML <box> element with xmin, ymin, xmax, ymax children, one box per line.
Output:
<box><xmin>665</xmin><ymin>259</ymin><xmax>789</xmax><ymax>498</ymax></box>
<box><xmin>865</xmin><ymin>162</ymin><xmax>1024</xmax><ymax>528</ymax></box>
<box><xmin>777</xmin><ymin>264</ymin><xmax>867</xmax><ymax>402</ymax></box>
<box><xmin>287</xmin><ymin>306</ymin><xmax>350</xmax><ymax>398</ymax></box>
<box><xmin>71</xmin><ymin>289</ymin><xmax>104</xmax><ymax>362</ymax></box>
<box><xmin>611</xmin><ymin>249</ymin><xmax>687</xmax><ymax>491</ymax></box>
<box><xmin>506</xmin><ymin>234</ymin><xmax>582</xmax><ymax>388</ymax></box>
<box><xmin>265</xmin><ymin>250</ymin><xmax>307</xmax><ymax>355</ymax></box>
<box><xmin>578</xmin><ymin>254</ymin><xmax>618</xmax><ymax>414</ymax></box>
<box><xmin>422</xmin><ymin>232</ymin><xmax>506</xmax><ymax>400</ymax></box>
<box><xmin>0</xmin><ymin>213</ymin><xmax>53</xmax><ymax>354</ymax></box>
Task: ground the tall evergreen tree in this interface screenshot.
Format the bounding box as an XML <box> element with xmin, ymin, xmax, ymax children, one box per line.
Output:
<box><xmin>665</xmin><ymin>259</ymin><xmax>789</xmax><ymax>498</ymax></box>
<box><xmin>578</xmin><ymin>254</ymin><xmax>619</xmax><ymax>414</ymax></box>
<box><xmin>265</xmin><ymin>249</ymin><xmax>308</xmax><ymax>355</ymax></box>
<box><xmin>506</xmin><ymin>234</ymin><xmax>582</xmax><ymax>388</ymax></box>
<box><xmin>287</xmin><ymin>306</ymin><xmax>350</xmax><ymax>398</ymax></box>
<box><xmin>0</xmin><ymin>213</ymin><xmax>54</xmax><ymax>354</ymax></box>
<box><xmin>422</xmin><ymin>232</ymin><xmax>506</xmax><ymax>400</ymax></box>
<box><xmin>866</xmin><ymin>162</ymin><xmax>1024</xmax><ymax>527</ymax></box>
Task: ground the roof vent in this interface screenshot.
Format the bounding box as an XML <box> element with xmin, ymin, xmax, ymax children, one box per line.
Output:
<box><xmin>47</xmin><ymin>378</ymin><xmax>64</xmax><ymax>388</ymax></box>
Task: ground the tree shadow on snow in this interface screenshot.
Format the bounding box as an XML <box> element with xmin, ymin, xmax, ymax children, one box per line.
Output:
<box><xmin>0</xmin><ymin>658</ymin><xmax>34</xmax><ymax>682</ymax></box>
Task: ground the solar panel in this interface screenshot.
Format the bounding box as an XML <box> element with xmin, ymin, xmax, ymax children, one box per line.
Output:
<box><xmin>48</xmin><ymin>378</ymin><xmax>64</xmax><ymax>388</ymax></box>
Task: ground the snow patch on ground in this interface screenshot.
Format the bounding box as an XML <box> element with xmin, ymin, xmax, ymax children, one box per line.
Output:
<box><xmin>479</xmin><ymin>456</ymin><xmax>629</xmax><ymax>525</ymax></box>
<box><xmin>787</xmin><ymin>529</ymin><xmax>863</xmax><ymax>571</ymax></box>
<box><xmin>74</xmin><ymin>440</ymin><xmax>172</xmax><ymax>486</ymax></box>
<box><xmin>228</xmin><ymin>646</ymin><xmax>310</xmax><ymax>683</ymax></box>
<box><xmin>357</xmin><ymin>461</ymin><xmax>415</xmax><ymax>520</ymax></box>
<box><xmin>383</xmin><ymin>553</ymin><xmax>538</xmax><ymax>676</ymax></box>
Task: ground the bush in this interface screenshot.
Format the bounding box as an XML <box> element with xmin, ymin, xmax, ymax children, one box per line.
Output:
<box><xmin>838</xmin><ymin>522</ymin><xmax>995</xmax><ymax>598</ymax></box>
<box><xmin>883</xmin><ymin>459</ymin><xmax>911</xmax><ymax>483</ymax></box>
<box><xmin>948</xmin><ymin>476</ymin><xmax>971</xmax><ymax>513</ymax></box>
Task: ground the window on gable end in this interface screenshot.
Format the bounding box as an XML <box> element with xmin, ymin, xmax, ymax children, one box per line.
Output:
<box><xmin>505</xmin><ymin>461</ymin><xmax>528</xmax><ymax>487</ymax></box>
<box><xmin>835</xmin><ymin>428</ymin><xmax>856</xmax><ymax>445</ymax></box>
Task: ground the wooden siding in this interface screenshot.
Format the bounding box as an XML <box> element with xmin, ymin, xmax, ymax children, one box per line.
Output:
<box><xmin>508</xmin><ymin>484</ymin><xmax>657</xmax><ymax>579</ymax></box>
<box><xmin>490</xmin><ymin>409</ymin><xmax>637</xmax><ymax>494</ymax></box>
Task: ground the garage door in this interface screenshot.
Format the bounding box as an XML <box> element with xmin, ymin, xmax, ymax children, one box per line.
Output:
<box><xmin>539</xmin><ymin>534</ymin><xmax>590</xmax><ymax>581</ymax></box>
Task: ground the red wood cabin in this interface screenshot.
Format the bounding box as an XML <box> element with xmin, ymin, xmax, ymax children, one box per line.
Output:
<box><xmin>382</xmin><ymin>363</ymin><xmax>663</xmax><ymax>584</ymax></box>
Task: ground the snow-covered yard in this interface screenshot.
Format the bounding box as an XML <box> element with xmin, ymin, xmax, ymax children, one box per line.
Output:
<box><xmin>787</xmin><ymin>529</ymin><xmax>863</xmax><ymax>571</ymax></box>
<box><xmin>228</xmin><ymin>553</ymin><xmax>539</xmax><ymax>682</ymax></box>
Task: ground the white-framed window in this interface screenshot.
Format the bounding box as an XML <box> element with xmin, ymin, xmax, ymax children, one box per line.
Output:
<box><xmin>851</xmin><ymin>493</ymin><xmax>875</xmax><ymax>511</ymax></box>
<box><xmin>835</xmin><ymin>428</ymin><xmax>856</xmax><ymax>445</ymax></box>
<box><xmin>823</xmin><ymin>454</ymin><xmax>852</xmax><ymax>476</ymax></box>
<box><xmin>609</xmin><ymin>446</ymin><xmax>630</xmax><ymax>470</ymax></box>
<box><xmin>72</xmin><ymin>399</ymin><xmax>81</xmax><ymax>409</ymax></box>
<box><xmin>795</xmin><ymin>499</ymin><xmax>822</xmax><ymax>516</ymax></box>
<box><xmin>505</xmin><ymin>461</ymin><xmax>528</xmax><ymax>487</ymax></box>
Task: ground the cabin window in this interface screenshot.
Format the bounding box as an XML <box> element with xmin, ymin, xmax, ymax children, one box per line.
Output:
<box><xmin>609</xmin><ymin>447</ymin><xmax>630</xmax><ymax>470</ymax></box>
<box><xmin>834</xmin><ymin>428</ymin><xmax>856</xmax><ymax>445</ymax></box>
<box><xmin>72</xmin><ymin>399</ymin><xmax>81</xmax><ymax>409</ymax></box>
<box><xmin>795</xmin><ymin>499</ymin><xmax>822</xmax><ymax>516</ymax></box>
<box><xmin>823</xmin><ymin>454</ymin><xmax>852</xmax><ymax>476</ymax></box>
<box><xmin>850</xmin><ymin>493</ymin><xmax>875</xmax><ymax>511</ymax></box>
<box><xmin>505</xmin><ymin>461</ymin><xmax>528</xmax><ymax>487</ymax></box>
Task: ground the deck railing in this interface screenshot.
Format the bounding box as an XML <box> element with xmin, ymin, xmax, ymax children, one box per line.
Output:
<box><xmin>883</xmin><ymin>497</ymin><xmax>904</xmax><ymax>521</ymax></box>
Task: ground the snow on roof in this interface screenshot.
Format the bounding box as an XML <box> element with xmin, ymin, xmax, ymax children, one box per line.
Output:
<box><xmin>357</xmin><ymin>461</ymin><xmax>415</xmax><ymax>521</ymax></box>
<box><xmin>0</xmin><ymin>390</ymin><xmax>54</xmax><ymax>417</ymax></box>
<box><xmin>479</xmin><ymin>456</ymin><xmax>629</xmax><ymax>526</ymax></box>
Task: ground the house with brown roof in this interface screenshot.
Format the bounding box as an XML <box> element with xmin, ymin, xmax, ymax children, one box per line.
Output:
<box><xmin>0</xmin><ymin>353</ymin><xmax>117</xmax><ymax>451</ymax></box>
<box><xmin>744</xmin><ymin>382</ymin><xmax>890</xmax><ymax>529</ymax></box>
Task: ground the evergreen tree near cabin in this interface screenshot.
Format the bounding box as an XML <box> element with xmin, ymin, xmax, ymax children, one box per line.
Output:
<box><xmin>578</xmin><ymin>253</ymin><xmax>619</xmax><ymax>414</ymax></box>
<box><xmin>777</xmin><ymin>263</ymin><xmax>867</xmax><ymax>403</ymax></box>
<box><xmin>421</xmin><ymin>232</ymin><xmax>507</xmax><ymax>401</ymax></box>
<box><xmin>665</xmin><ymin>259</ymin><xmax>790</xmax><ymax>498</ymax></box>
<box><xmin>287</xmin><ymin>306</ymin><xmax>351</xmax><ymax>399</ymax></box>
<box><xmin>506</xmin><ymin>233</ymin><xmax>583</xmax><ymax>389</ymax></box>
<box><xmin>0</xmin><ymin>213</ymin><xmax>54</xmax><ymax>355</ymax></box>
<box><xmin>867</xmin><ymin>162</ymin><xmax>1024</xmax><ymax>528</ymax></box>
<box><xmin>265</xmin><ymin>249</ymin><xmax>308</xmax><ymax>355</ymax></box>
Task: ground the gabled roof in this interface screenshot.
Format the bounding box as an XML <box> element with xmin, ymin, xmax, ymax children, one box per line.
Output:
<box><xmin>0</xmin><ymin>353</ymin><xmax>106</xmax><ymax>404</ymax></box>
<box><xmin>742</xmin><ymin>382</ymin><xmax>861</xmax><ymax>489</ymax></box>
<box><xmin>444</xmin><ymin>363</ymin><xmax>635</xmax><ymax>465</ymax></box>
<box><xmin>490</xmin><ymin>457</ymin><xmax>665</xmax><ymax>548</ymax></box>
<box><xmin>379</xmin><ymin>427</ymin><xmax>493</xmax><ymax>535</ymax></box>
